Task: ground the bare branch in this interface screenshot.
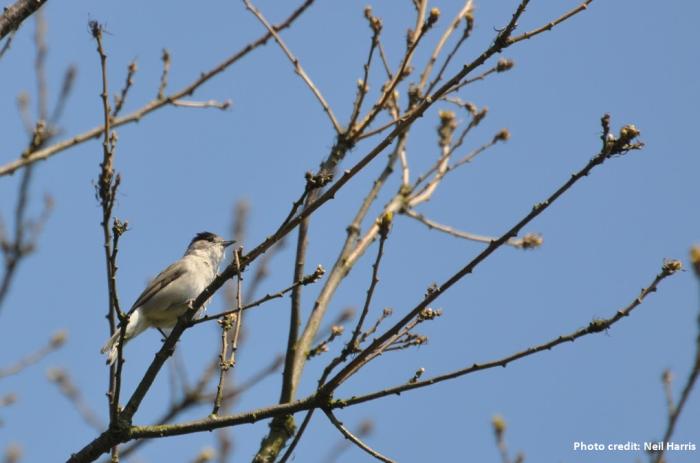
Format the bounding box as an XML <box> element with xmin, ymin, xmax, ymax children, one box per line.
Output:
<box><xmin>116</xmin><ymin>354</ymin><xmax>283</xmax><ymax>460</ymax></box>
<box><xmin>347</xmin><ymin>7</ymin><xmax>381</xmax><ymax>131</ymax></box>
<box><xmin>0</xmin><ymin>0</ymin><xmax>48</xmax><ymax>41</ymax></box>
<box><xmin>0</xmin><ymin>330</ymin><xmax>66</xmax><ymax>378</ymax></box>
<box><xmin>351</xmin><ymin>5</ymin><xmax>435</xmax><ymax>138</ymax></box>
<box><xmin>403</xmin><ymin>208</ymin><xmax>542</xmax><ymax>249</ymax></box>
<box><xmin>0</xmin><ymin>0</ymin><xmax>317</xmax><ymax>177</ymax></box>
<box><xmin>0</xmin><ymin>31</ymin><xmax>14</xmax><ymax>59</ymax></box>
<box><xmin>425</xmin><ymin>10</ymin><xmax>474</xmax><ymax>96</ymax></box>
<box><xmin>212</xmin><ymin>249</ymin><xmax>244</xmax><ymax>416</ymax></box>
<box><xmin>661</xmin><ymin>369</ymin><xmax>676</xmax><ymax>417</ymax></box>
<box><xmin>492</xmin><ymin>415</ymin><xmax>512</xmax><ymax>463</ymax></box>
<box><xmin>191</xmin><ymin>264</ymin><xmax>324</xmax><ymax>326</ymax></box>
<box><xmin>323</xmin><ymin>419</ymin><xmax>374</xmax><ymax>463</ymax></box>
<box><xmin>337</xmin><ymin>260</ymin><xmax>681</xmax><ymax>407</ymax></box>
<box><xmin>322</xmin><ymin>408</ymin><xmax>395</xmax><ymax>463</ymax></box>
<box><xmin>49</xmin><ymin>64</ymin><xmax>77</xmax><ymax>124</ymax></box>
<box><xmin>47</xmin><ymin>368</ymin><xmax>105</xmax><ymax>432</ymax></box>
<box><xmin>276</xmin><ymin>408</ymin><xmax>316</xmax><ymax>463</ymax></box>
<box><xmin>445</xmin><ymin>58</ymin><xmax>514</xmax><ymax>95</ymax></box>
<box><xmin>112</xmin><ymin>60</ymin><xmax>137</xmax><ymax>117</ymax></box>
<box><xmin>0</xmin><ymin>12</ymin><xmax>56</xmax><ymax>313</ymax></box>
<box><xmin>419</xmin><ymin>1</ymin><xmax>473</xmax><ymax>91</ymax></box>
<box><xmin>507</xmin><ymin>0</ymin><xmax>593</xmax><ymax>45</ymax></box>
<box><xmin>321</xmin><ymin>116</ymin><xmax>643</xmax><ymax>393</ymax></box>
<box><xmin>242</xmin><ymin>0</ymin><xmax>342</xmax><ymax>135</ymax></box>
<box><xmin>211</xmin><ymin>314</ymin><xmax>233</xmax><ymax>417</ymax></box>
<box><xmin>652</xmin><ymin>252</ymin><xmax>700</xmax><ymax>463</ymax></box>
<box><xmin>317</xmin><ymin>214</ymin><xmax>392</xmax><ymax>384</ymax></box>
<box><xmin>157</xmin><ymin>49</ymin><xmax>171</xmax><ymax>100</ymax></box>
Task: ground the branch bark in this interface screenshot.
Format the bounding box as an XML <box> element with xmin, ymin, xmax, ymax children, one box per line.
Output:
<box><xmin>0</xmin><ymin>0</ymin><xmax>47</xmax><ymax>41</ymax></box>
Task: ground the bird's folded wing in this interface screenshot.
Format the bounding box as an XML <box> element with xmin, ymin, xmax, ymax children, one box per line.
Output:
<box><xmin>128</xmin><ymin>262</ymin><xmax>187</xmax><ymax>313</ymax></box>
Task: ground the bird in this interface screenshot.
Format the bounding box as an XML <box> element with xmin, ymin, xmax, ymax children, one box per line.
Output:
<box><xmin>101</xmin><ymin>231</ymin><xmax>235</xmax><ymax>365</ymax></box>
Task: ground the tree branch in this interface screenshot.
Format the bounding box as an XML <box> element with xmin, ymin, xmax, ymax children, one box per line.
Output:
<box><xmin>242</xmin><ymin>0</ymin><xmax>342</xmax><ymax>135</ymax></box>
<box><xmin>0</xmin><ymin>0</ymin><xmax>317</xmax><ymax>177</ymax></box>
<box><xmin>322</xmin><ymin>408</ymin><xmax>395</xmax><ymax>463</ymax></box>
<box><xmin>0</xmin><ymin>0</ymin><xmax>47</xmax><ymax>41</ymax></box>
<box><xmin>321</xmin><ymin>116</ymin><xmax>642</xmax><ymax>393</ymax></box>
<box><xmin>336</xmin><ymin>260</ymin><xmax>681</xmax><ymax>407</ymax></box>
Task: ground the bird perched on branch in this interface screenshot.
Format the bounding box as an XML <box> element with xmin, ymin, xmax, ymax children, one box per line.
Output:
<box><xmin>101</xmin><ymin>232</ymin><xmax>235</xmax><ymax>365</ymax></box>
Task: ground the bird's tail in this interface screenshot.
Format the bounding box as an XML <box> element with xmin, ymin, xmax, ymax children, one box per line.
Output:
<box><xmin>100</xmin><ymin>309</ymin><xmax>147</xmax><ymax>365</ymax></box>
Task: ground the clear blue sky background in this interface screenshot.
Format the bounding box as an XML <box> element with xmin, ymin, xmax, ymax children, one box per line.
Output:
<box><xmin>1</xmin><ymin>1</ymin><xmax>698</xmax><ymax>462</ymax></box>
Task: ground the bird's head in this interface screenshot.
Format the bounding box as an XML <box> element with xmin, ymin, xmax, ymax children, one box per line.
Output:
<box><xmin>186</xmin><ymin>231</ymin><xmax>235</xmax><ymax>266</ymax></box>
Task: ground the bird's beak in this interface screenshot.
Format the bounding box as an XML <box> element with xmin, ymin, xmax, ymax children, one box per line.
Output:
<box><xmin>223</xmin><ymin>240</ymin><xmax>236</xmax><ymax>248</ymax></box>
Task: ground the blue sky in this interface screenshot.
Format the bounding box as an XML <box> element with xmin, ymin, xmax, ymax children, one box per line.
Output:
<box><xmin>0</xmin><ymin>1</ymin><xmax>698</xmax><ymax>462</ymax></box>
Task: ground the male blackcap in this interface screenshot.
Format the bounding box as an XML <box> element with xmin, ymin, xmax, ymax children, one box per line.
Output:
<box><xmin>101</xmin><ymin>231</ymin><xmax>234</xmax><ymax>365</ymax></box>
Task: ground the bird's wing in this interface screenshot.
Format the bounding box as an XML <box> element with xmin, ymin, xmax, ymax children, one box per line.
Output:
<box><xmin>128</xmin><ymin>262</ymin><xmax>187</xmax><ymax>313</ymax></box>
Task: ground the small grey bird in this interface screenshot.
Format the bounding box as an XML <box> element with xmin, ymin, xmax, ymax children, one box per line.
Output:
<box><xmin>101</xmin><ymin>232</ymin><xmax>235</xmax><ymax>365</ymax></box>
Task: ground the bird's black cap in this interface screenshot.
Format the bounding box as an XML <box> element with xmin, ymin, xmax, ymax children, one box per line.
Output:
<box><xmin>190</xmin><ymin>231</ymin><xmax>219</xmax><ymax>246</ymax></box>
<box><xmin>189</xmin><ymin>232</ymin><xmax>235</xmax><ymax>248</ymax></box>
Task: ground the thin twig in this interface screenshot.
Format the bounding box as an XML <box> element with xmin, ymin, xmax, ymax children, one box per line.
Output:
<box><xmin>211</xmin><ymin>315</ymin><xmax>232</xmax><ymax>416</ymax></box>
<box><xmin>653</xmin><ymin>288</ymin><xmax>700</xmax><ymax>463</ymax></box>
<box><xmin>49</xmin><ymin>65</ymin><xmax>77</xmax><ymax>125</ymax></box>
<box><xmin>34</xmin><ymin>9</ymin><xmax>47</xmax><ymax>122</ymax></box>
<box><xmin>323</xmin><ymin>419</ymin><xmax>374</xmax><ymax>463</ymax></box>
<box><xmin>277</xmin><ymin>408</ymin><xmax>316</xmax><ymax>463</ymax></box>
<box><xmin>242</xmin><ymin>0</ymin><xmax>342</xmax><ymax>135</ymax></box>
<box><xmin>0</xmin><ymin>12</ymin><xmax>54</xmax><ymax>313</ymax></box>
<box><xmin>322</xmin><ymin>408</ymin><xmax>395</xmax><ymax>463</ymax></box>
<box><xmin>425</xmin><ymin>15</ymin><xmax>474</xmax><ymax>96</ymax></box>
<box><xmin>358</xmin><ymin>308</ymin><xmax>393</xmax><ymax>346</ymax></box>
<box><xmin>355</xmin><ymin>117</ymin><xmax>404</xmax><ymax>141</ymax></box>
<box><xmin>420</xmin><ymin>1</ymin><xmax>473</xmax><ymax>92</ymax></box>
<box><xmin>0</xmin><ymin>31</ymin><xmax>14</xmax><ymax>59</ymax></box>
<box><xmin>507</xmin><ymin>0</ymin><xmax>593</xmax><ymax>45</ymax></box>
<box><xmin>157</xmin><ymin>49</ymin><xmax>170</xmax><ymax>100</ymax></box>
<box><xmin>492</xmin><ymin>415</ymin><xmax>511</xmax><ymax>463</ymax></box>
<box><xmin>348</xmin><ymin>7</ymin><xmax>381</xmax><ymax>131</ymax></box>
<box><xmin>282</xmin><ymin>218</ymin><xmax>309</xmax><ymax>400</ymax></box>
<box><xmin>661</xmin><ymin>370</ymin><xmax>675</xmax><ymax>417</ymax></box>
<box><xmin>0</xmin><ymin>331</ymin><xmax>66</xmax><ymax>378</ymax></box>
<box><xmin>322</xmin><ymin>116</ymin><xmax>643</xmax><ymax>393</ymax></box>
<box><xmin>411</xmin><ymin>116</ymin><xmax>496</xmax><ymax>189</ymax></box>
<box><xmin>445</xmin><ymin>64</ymin><xmax>500</xmax><ymax>95</ymax></box>
<box><xmin>112</xmin><ymin>60</ymin><xmax>137</xmax><ymax>117</ymax></box>
<box><xmin>337</xmin><ymin>261</ymin><xmax>681</xmax><ymax>407</ymax></box>
<box><xmin>318</xmin><ymin>215</ymin><xmax>391</xmax><ymax>385</ymax></box>
<box><xmin>115</xmin><ymin>354</ymin><xmax>283</xmax><ymax>460</ymax></box>
<box><xmin>351</xmin><ymin>7</ymin><xmax>434</xmax><ymax>138</ymax></box>
<box><xmin>349</xmin><ymin>216</ymin><xmax>389</xmax><ymax>350</ymax></box>
<box><xmin>211</xmin><ymin>247</ymin><xmax>242</xmax><ymax>417</ymax></box>
<box><xmin>0</xmin><ymin>0</ymin><xmax>317</xmax><ymax>177</ymax></box>
<box><xmin>229</xmin><ymin>250</ymin><xmax>245</xmax><ymax>365</ymax></box>
<box><xmin>307</xmin><ymin>325</ymin><xmax>345</xmax><ymax>359</ymax></box>
<box><xmin>91</xmin><ymin>24</ymin><xmax>128</xmax><ymax>459</ymax></box>
<box><xmin>404</xmin><ymin>209</ymin><xmax>542</xmax><ymax>249</ymax></box>
<box><xmin>376</xmin><ymin>41</ymin><xmax>392</xmax><ymax>78</ymax></box>
<box><xmin>47</xmin><ymin>368</ymin><xmax>105</xmax><ymax>432</ymax></box>
<box><xmin>191</xmin><ymin>265</ymin><xmax>324</xmax><ymax>326</ymax></box>
<box><xmin>109</xmin><ymin>220</ymin><xmax>128</xmax><ymax>422</ymax></box>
